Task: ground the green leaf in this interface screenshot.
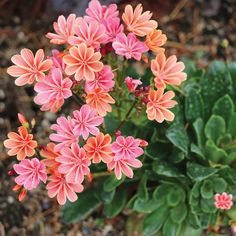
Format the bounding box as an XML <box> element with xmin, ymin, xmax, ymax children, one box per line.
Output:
<box><xmin>204</xmin><ymin>115</ymin><xmax>226</xmax><ymax>143</ymax></box>
<box><xmin>180</xmin><ymin>222</ymin><xmax>202</xmax><ymax>236</ymax></box>
<box><xmin>185</xmin><ymin>88</ymin><xmax>204</xmax><ymax>122</ymax></box>
<box><xmin>137</xmin><ymin>175</ymin><xmax>148</xmax><ymax>200</ymax></box>
<box><xmin>205</xmin><ymin>139</ymin><xmax>228</xmax><ymax>163</ymax></box>
<box><xmin>190</xmin><ymin>143</ymin><xmax>205</xmax><ymax>160</ymax></box>
<box><xmin>166</xmin><ymin>124</ymin><xmax>189</xmax><ymax>154</ymax></box>
<box><xmin>217</xmin><ymin>133</ymin><xmax>232</xmax><ymax>146</ymax></box>
<box><xmin>62</xmin><ymin>189</ymin><xmax>101</xmax><ymax>223</ymax></box>
<box><xmin>104</xmin><ymin>114</ymin><xmax>118</xmax><ymax>133</ymax></box>
<box><xmin>133</xmin><ymin>198</ymin><xmax>159</xmax><ymax>213</ymax></box>
<box><xmin>167</xmin><ymin>188</ymin><xmax>185</xmax><ymax>207</ymax></box>
<box><xmin>187</xmin><ymin>162</ymin><xmax>218</xmax><ymax>181</ymax></box>
<box><xmin>145</xmin><ymin>142</ymin><xmax>171</xmax><ymax>160</ymax></box>
<box><xmin>104</xmin><ymin>189</ymin><xmax>127</xmax><ymax>218</ymax></box>
<box><xmin>153</xmin><ymin>184</ymin><xmax>172</xmax><ymax>202</ymax></box>
<box><xmin>143</xmin><ymin>204</ymin><xmax>169</xmax><ymax>235</ymax></box>
<box><xmin>168</xmin><ymin>148</ymin><xmax>185</xmax><ymax>163</ymax></box>
<box><xmin>212</xmin><ymin>95</ymin><xmax>234</xmax><ymax>126</ymax></box>
<box><xmin>103</xmin><ymin>174</ymin><xmax>125</xmax><ymax>192</ymax></box>
<box><xmin>201</xmin><ymin>61</ymin><xmax>233</xmax><ymax>118</ymax></box>
<box><xmin>187</xmin><ymin>210</ymin><xmax>202</xmax><ymax>229</ymax></box>
<box><xmin>200</xmin><ymin>180</ymin><xmax>213</xmax><ymax>199</ymax></box>
<box><xmin>96</xmin><ymin>189</ymin><xmax>115</xmax><ymax>204</ymax></box>
<box><xmin>226</xmin><ymin>205</ymin><xmax>236</xmax><ymax>220</ymax></box>
<box><xmin>152</xmin><ymin>159</ymin><xmax>185</xmax><ymax>178</ymax></box>
<box><xmin>191</xmin><ymin>182</ymin><xmax>201</xmax><ymax>198</ymax></box>
<box><xmin>170</xmin><ymin>203</ymin><xmax>188</xmax><ymax>224</ymax></box>
<box><xmin>200</xmin><ymin>198</ymin><xmax>216</xmax><ymax>213</ymax></box>
<box><xmin>163</xmin><ymin>217</ymin><xmax>181</xmax><ymax>236</ymax></box>
<box><xmin>228</xmin><ymin>112</ymin><xmax>236</xmax><ymax>138</ymax></box>
<box><xmin>193</xmin><ymin>118</ymin><xmax>205</xmax><ymax>148</ymax></box>
<box><xmin>211</xmin><ymin>177</ymin><xmax>227</xmax><ymax>193</ymax></box>
<box><xmin>228</xmin><ymin>62</ymin><xmax>236</xmax><ymax>100</ymax></box>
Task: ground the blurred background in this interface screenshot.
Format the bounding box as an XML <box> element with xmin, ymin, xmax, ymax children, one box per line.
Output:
<box><xmin>0</xmin><ymin>0</ymin><xmax>235</xmax><ymax>235</ymax></box>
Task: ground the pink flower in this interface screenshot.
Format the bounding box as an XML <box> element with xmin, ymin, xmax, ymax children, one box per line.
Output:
<box><xmin>50</xmin><ymin>116</ymin><xmax>78</xmax><ymax>152</ymax></box>
<box><xmin>108</xmin><ymin>158</ymin><xmax>142</xmax><ymax>180</ymax></box>
<box><xmin>13</xmin><ymin>158</ymin><xmax>47</xmax><ymax>190</ymax></box>
<box><xmin>34</xmin><ymin>68</ymin><xmax>73</xmax><ymax>113</ymax></box>
<box><xmin>108</xmin><ymin>136</ymin><xmax>144</xmax><ymax>179</ymax></box>
<box><xmin>50</xmin><ymin>49</ymin><xmax>66</xmax><ymax>71</ymax></box>
<box><xmin>125</xmin><ymin>76</ymin><xmax>142</xmax><ymax>92</ymax></box>
<box><xmin>68</xmin><ymin>19</ymin><xmax>107</xmax><ymax>49</ymax></box>
<box><xmin>46</xmin><ymin>14</ymin><xmax>81</xmax><ymax>45</ymax></box>
<box><xmin>56</xmin><ymin>143</ymin><xmax>91</xmax><ymax>184</ymax></box>
<box><xmin>85</xmin><ymin>0</ymin><xmax>119</xmax><ymax>24</ymax></box>
<box><xmin>122</xmin><ymin>4</ymin><xmax>157</xmax><ymax>37</ymax></box>
<box><xmin>146</xmin><ymin>89</ymin><xmax>177</xmax><ymax>123</ymax></box>
<box><xmin>72</xmin><ymin>104</ymin><xmax>104</xmax><ymax>140</ymax></box>
<box><xmin>46</xmin><ymin>173</ymin><xmax>83</xmax><ymax>205</ymax></box>
<box><xmin>85</xmin><ymin>66</ymin><xmax>115</xmax><ymax>92</ymax></box>
<box><xmin>103</xmin><ymin>18</ymin><xmax>124</xmax><ymax>43</ymax></box>
<box><xmin>112</xmin><ymin>33</ymin><xmax>149</xmax><ymax>61</ymax></box>
<box><xmin>112</xmin><ymin>136</ymin><xmax>144</xmax><ymax>160</ymax></box>
<box><xmin>151</xmin><ymin>53</ymin><xmax>187</xmax><ymax>88</ymax></box>
<box><xmin>214</xmin><ymin>192</ymin><xmax>233</xmax><ymax>210</ymax></box>
<box><xmin>63</xmin><ymin>43</ymin><xmax>103</xmax><ymax>81</ymax></box>
<box><xmin>7</xmin><ymin>48</ymin><xmax>52</xmax><ymax>86</ymax></box>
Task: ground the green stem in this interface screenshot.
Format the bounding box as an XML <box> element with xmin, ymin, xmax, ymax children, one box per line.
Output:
<box><xmin>93</xmin><ymin>171</ymin><xmax>111</xmax><ymax>178</ymax></box>
<box><xmin>116</xmin><ymin>100</ymin><xmax>137</xmax><ymax>131</ymax></box>
<box><xmin>72</xmin><ymin>93</ymin><xmax>85</xmax><ymax>106</ymax></box>
<box><xmin>169</xmin><ymin>85</ymin><xmax>186</xmax><ymax>96</ymax></box>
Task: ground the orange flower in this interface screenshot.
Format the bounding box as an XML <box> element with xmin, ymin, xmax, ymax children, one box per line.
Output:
<box><xmin>122</xmin><ymin>4</ymin><xmax>157</xmax><ymax>37</ymax></box>
<box><xmin>3</xmin><ymin>126</ymin><xmax>37</xmax><ymax>160</ymax></box>
<box><xmin>86</xmin><ymin>88</ymin><xmax>115</xmax><ymax>116</ymax></box>
<box><xmin>84</xmin><ymin>132</ymin><xmax>113</xmax><ymax>164</ymax></box>
<box><xmin>63</xmin><ymin>43</ymin><xmax>103</xmax><ymax>81</ymax></box>
<box><xmin>146</xmin><ymin>89</ymin><xmax>177</xmax><ymax>123</ymax></box>
<box><xmin>145</xmin><ymin>29</ymin><xmax>167</xmax><ymax>53</ymax></box>
<box><xmin>40</xmin><ymin>143</ymin><xmax>60</xmax><ymax>174</ymax></box>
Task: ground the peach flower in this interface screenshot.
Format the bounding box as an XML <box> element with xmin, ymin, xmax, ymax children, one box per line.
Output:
<box><xmin>40</xmin><ymin>142</ymin><xmax>60</xmax><ymax>174</ymax></box>
<box><xmin>145</xmin><ymin>29</ymin><xmax>167</xmax><ymax>53</ymax></box>
<box><xmin>122</xmin><ymin>4</ymin><xmax>157</xmax><ymax>37</ymax></box>
<box><xmin>63</xmin><ymin>43</ymin><xmax>103</xmax><ymax>81</ymax></box>
<box><xmin>4</xmin><ymin>126</ymin><xmax>37</xmax><ymax>160</ymax></box>
<box><xmin>146</xmin><ymin>89</ymin><xmax>177</xmax><ymax>123</ymax></box>
<box><xmin>151</xmin><ymin>53</ymin><xmax>187</xmax><ymax>88</ymax></box>
<box><xmin>84</xmin><ymin>133</ymin><xmax>113</xmax><ymax>164</ymax></box>
<box><xmin>86</xmin><ymin>88</ymin><xmax>115</xmax><ymax>117</ymax></box>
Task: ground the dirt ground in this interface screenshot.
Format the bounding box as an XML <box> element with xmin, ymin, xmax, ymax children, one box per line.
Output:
<box><xmin>0</xmin><ymin>0</ymin><xmax>235</xmax><ymax>235</ymax></box>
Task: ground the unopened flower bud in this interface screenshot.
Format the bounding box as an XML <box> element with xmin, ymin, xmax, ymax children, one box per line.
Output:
<box><xmin>18</xmin><ymin>189</ymin><xmax>27</xmax><ymax>202</ymax></box>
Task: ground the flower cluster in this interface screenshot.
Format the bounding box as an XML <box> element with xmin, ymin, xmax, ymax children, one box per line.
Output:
<box><xmin>5</xmin><ymin>0</ymin><xmax>188</xmax><ymax>205</ymax></box>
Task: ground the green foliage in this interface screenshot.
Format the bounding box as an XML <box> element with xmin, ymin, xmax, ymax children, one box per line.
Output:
<box><xmin>62</xmin><ymin>189</ymin><xmax>101</xmax><ymax>223</ymax></box>
<box><xmin>61</xmin><ymin>60</ymin><xmax>236</xmax><ymax>235</ymax></box>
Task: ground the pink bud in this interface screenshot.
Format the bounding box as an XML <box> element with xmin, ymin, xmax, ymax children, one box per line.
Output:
<box><xmin>8</xmin><ymin>169</ymin><xmax>16</xmax><ymax>176</ymax></box>
<box><xmin>115</xmin><ymin>130</ymin><xmax>122</xmax><ymax>137</ymax></box>
<box><xmin>125</xmin><ymin>77</ymin><xmax>142</xmax><ymax>93</ymax></box>
<box><xmin>18</xmin><ymin>113</ymin><xmax>28</xmax><ymax>124</ymax></box>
